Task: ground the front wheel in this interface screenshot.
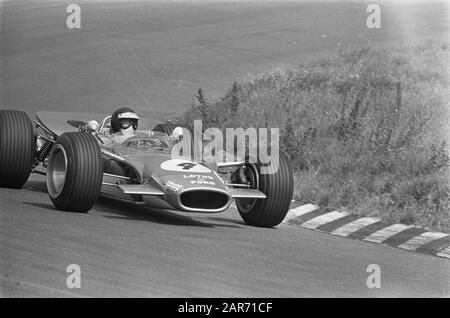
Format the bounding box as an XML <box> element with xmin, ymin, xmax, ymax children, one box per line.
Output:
<box><xmin>0</xmin><ymin>110</ymin><xmax>35</xmax><ymax>188</ymax></box>
<box><xmin>47</xmin><ymin>132</ymin><xmax>103</xmax><ymax>212</ymax></box>
<box><xmin>236</xmin><ymin>151</ymin><xmax>293</xmax><ymax>227</ymax></box>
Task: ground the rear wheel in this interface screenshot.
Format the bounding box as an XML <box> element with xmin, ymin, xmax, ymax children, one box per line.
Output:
<box><xmin>0</xmin><ymin>110</ymin><xmax>35</xmax><ymax>188</ymax></box>
<box><xmin>47</xmin><ymin>132</ymin><xmax>103</xmax><ymax>212</ymax></box>
<box><xmin>152</xmin><ymin>122</ymin><xmax>183</xmax><ymax>136</ymax></box>
<box><xmin>236</xmin><ymin>151</ymin><xmax>293</xmax><ymax>227</ymax></box>
<box><xmin>153</xmin><ymin>122</ymin><xmax>198</xmax><ymax>157</ymax></box>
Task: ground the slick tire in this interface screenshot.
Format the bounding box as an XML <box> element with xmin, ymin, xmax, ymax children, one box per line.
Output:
<box><xmin>152</xmin><ymin>123</ymin><xmax>183</xmax><ymax>136</ymax></box>
<box><xmin>236</xmin><ymin>151</ymin><xmax>294</xmax><ymax>227</ymax></box>
<box><xmin>0</xmin><ymin>110</ymin><xmax>36</xmax><ymax>188</ymax></box>
<box><xmin>47</xmin><ymin>132</ymin><xmax>103</xmax><ymax>212</ymax></box>
<box><xmin>153</xmin><ymin>123</ymin><xmax>197</xmax><ymax>157</ymax></box>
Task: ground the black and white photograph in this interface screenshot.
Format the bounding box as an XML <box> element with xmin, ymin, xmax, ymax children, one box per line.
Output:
<box><xmin>0</xmin><ymin>0</ymin><xmax>449</xmax><ymax>300</ymax></box>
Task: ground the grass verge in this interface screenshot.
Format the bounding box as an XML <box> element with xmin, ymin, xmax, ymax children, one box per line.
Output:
<box><xmin>179</xmin><ymin>41</ymin><xmax>450</xmax><ymax>232</ymax></box>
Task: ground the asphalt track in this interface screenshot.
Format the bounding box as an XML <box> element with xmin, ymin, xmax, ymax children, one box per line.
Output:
<box><xmin>1</xmin><ymin>1</ymin><xmax>449</xmax><ymax>297</ymax></box>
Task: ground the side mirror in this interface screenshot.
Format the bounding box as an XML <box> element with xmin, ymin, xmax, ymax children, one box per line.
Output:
<box><xmin>170</xmin><ymin>127</ymin><xmax>184</xmax><ymax>142</ymax></box>
<box><xmin>87</xmin><ymin>120</ymin><xmax>100</xmax><ymax>132</ymax></box>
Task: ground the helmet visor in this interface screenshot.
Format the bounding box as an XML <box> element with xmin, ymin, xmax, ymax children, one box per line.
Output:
<box><xmin>119</xmin><ymin>118</ymin><xmax>138</xmax><ymax>130</ymax></box>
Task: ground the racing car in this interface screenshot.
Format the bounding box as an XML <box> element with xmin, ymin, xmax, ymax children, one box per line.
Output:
<box><xmin>0</xmin><ymin>110</ymin><xmax>293</xmax><ymax>227</ymax></box>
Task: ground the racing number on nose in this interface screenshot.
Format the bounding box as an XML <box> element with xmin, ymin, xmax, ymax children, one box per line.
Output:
<box><xmin>161</xmin><ymin>159</ymin><xmax>211</xmax><ymax>173</ymax></box>
<box><xmin>177</xmin><ymin>162</ymin><xmax>197</xmax><ymax>170</ymax></box>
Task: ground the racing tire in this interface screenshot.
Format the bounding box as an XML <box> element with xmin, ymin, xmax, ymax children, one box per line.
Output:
<box><xmin>47</xmin><ymin>132</ymin><xmax>103</xmax><ymax>212</ymax></box>
<box><xmin>153</xmin><ymin>122</ymin><xmax>198</xmax><ymax>157</ymax></box>
<box><xmin>236</xmin><ymin>151</ymin><xmax>293</xmax><ymax>227</ymax></box>
<box><xmin>152</xmin><ymin>123</ymin><xmax>182</xmax><ymax>136</ymax></box>
<box><xmin>0</xmin><ymin>110</ymin><xmax>35</xmax><ymax>188</ymax></box>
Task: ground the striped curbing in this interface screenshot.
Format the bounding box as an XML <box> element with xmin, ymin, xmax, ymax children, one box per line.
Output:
<box><xmin>283</xmin><ymin>203</ymin><xmax>450</xmax><ymax>259</ymax></box>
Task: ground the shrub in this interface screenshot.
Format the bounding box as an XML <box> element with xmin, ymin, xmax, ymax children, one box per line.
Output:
<box><xmin>177</xmin><ymin>41</ymin><xmax>450</xmax><ymax>231</ymax></box>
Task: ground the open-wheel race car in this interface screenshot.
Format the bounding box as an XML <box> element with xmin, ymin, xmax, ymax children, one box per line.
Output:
<box><xmin>0</xmin><ymin>110</ymin><xmax>293</xmax><ymax>227</ymax></box>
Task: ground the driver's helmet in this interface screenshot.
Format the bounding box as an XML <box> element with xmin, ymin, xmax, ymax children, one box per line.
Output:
<box><xmin>110</xmin><ymin>107</ymin><xmax>139</xmax><ymax>134</ymax></box>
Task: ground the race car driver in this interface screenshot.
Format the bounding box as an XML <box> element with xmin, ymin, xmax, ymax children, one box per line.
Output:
<box><xmin>102</xmin><ymin>107</ymin><xmax>140</xmax><ymax>145</ymax></box>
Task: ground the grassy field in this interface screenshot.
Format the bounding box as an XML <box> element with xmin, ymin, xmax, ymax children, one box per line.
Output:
<box><xmin>180</xmin><ymin>41</ymin><xmax>450</xmax><ymax>232</ymax></box>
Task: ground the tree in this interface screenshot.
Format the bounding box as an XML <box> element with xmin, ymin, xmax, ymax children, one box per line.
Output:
<box><xmin>230</xmin><ymin>81</ymin><xmax>240</xmax><ymax>116</ymax></box>
<box><xmin>195</xmin><ymin>88</ymin><xmax>212</xmax><ymax>125</ymax></box>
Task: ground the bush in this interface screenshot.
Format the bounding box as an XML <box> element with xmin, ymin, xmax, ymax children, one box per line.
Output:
<box><xmin>178</xmin><ymin>41</ymin><xmax>450</xmax><ymax>231</ymax></box>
